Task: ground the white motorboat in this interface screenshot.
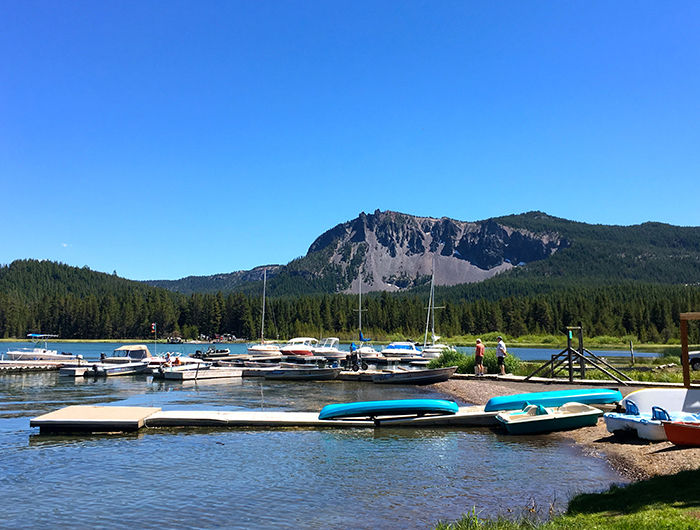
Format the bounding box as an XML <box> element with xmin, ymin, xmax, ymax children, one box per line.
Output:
<box><xmin>152</xmin><ymin>360</ymin><xmax>213</xmax><ymax>379</ymax></box>
<box><xmin>87</xmin><ymin>361</ymin><xmax>151</xmax><ymax>377</ymax></box>
<box><xmin>248</xmin><ymin>268</ymin><xmax>281</xmax><ymax>355</ymax></box>
<box><xmin>107</xmin><ymin>345</ymin><xmax>199</xmax><ymax>370</ymax></box>
<box><xmin>248</xmin><ymin>341</ymin><xmax>281</xmax><ymax>356</ymax></box>
<box><xmin>280</xmin><ymin>337</ymin><xmax>318</xmax><ymax>356</ymax></box>
<box><xmin>380</xmin><ymin>342</ymin><xmax>422</xmax><ymax>357</ymax></box>
<box><xmin>313</xmin><ymin>337</ymin><xmax>345</xmax><ymax>360</ymax></box>
<box><xmin>5</xmin><ymin>334</ymin><xmax>82</xmax><ymax>362</ymax></box>
<box><xmin>421</xmin><ymin>343</ymin><xmax>456</xmax><ymax>359</ymax></box>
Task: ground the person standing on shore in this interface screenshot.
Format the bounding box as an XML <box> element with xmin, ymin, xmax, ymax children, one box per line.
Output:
<box><xmin>496</xmin><ymin>335</ymin><xmax>507</xmax><ymax>376</ymax></box>
<box><xmin>474</xmin><ymin>338</ymin><xmax>485</xmax><ymax>376</ymax></box>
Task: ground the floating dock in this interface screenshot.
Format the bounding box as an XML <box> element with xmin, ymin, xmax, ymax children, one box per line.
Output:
<box><xmin>30</xmin><ymin>406</ymin><xmax>160</xmax><ymax>433</ymax></box>
<box><xmin>30</xmin><ymin>405</ymin><xmax>498</xmax><ymax>434</ymax></box>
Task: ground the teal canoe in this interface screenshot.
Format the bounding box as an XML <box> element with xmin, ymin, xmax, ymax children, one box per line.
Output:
<box><xmin>318</xmin><ymin>399</ymin><xmax>459</xmax><ymax>420</ymax></box>
<box><xmin>484</xmin><ymin>388</ymin><xmax>622</xmax><ymax>412</ymax></box>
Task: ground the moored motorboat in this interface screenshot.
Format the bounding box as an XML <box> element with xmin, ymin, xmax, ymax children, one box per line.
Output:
<box><xmin>5</xmin><ymin>334</ymin><xmax>82</xmax><ymax>362</ymax></box>
<box><xmin>191</xmin><ymin>346</ymin><xmax>232</xmax><ymax>360</ymax></box>
<box><xmin>484</xmin><ymin>388</ymin><xmax>623</xmax><ymax>412</ymax></box>
<box><xmin>87</xmin><ymin>361</ymin><xmax>150</xmax><ymax>377</ymax></box>
<box><xmin>496</xmin><ymin>402</ymin><xmax>603</xmax><ymax>435</ymax></box>
<box><xmin>370</xmin><ymin>365</ymin><xmax>457</xmax><ymax>385</ymax></box>
<box><xmin>247</xmin><ymin>341</ymin><xmax>281</xmax><ymax>356</ymax></box>
<box><xmin>107</xmin><ymin>345</ymin><xmax>199</xmax><ymax>371</ymax></box>
<box><xmin>279</xmin><ymin>337</ymin><xmax>318</xmax><ymax>356</ymax></box>
<box><xmin>380</xmin><ymin>341</ymin><xmax>422</xmax><ymax>358</ymax></box>
<box><xmin>319</xmin><ymin>399</ymin><xmax>459</xmax><ymax>420</ymax></box>
<box><xmin>313</xmin><ymin>337</ymin><xmax>345</xmax><ymax>360</ymax></box>
<box><xmin>152</xmin><ymin>360</ymin><xmax>212</xmax><ymax>379</ymax></box>
<box><xmin>420</xmin><ymin>343</ymin><xmax>456</xmax><ymax>359</ymax></box>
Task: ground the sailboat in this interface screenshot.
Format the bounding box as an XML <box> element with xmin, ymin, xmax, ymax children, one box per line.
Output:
<box><xmin>421</xmin><ymin>263</ymin><xmax>456</xmax><ymax>359</ymax></box>
<box><xmin>247</xmin><ymin>269</ymin><xmax>281</xmax><ymax>356</ymax></box>
<box><xmin>354</xmin><ymin>275</ymin><xmax>382</xmax><ymax>359</ymax></box>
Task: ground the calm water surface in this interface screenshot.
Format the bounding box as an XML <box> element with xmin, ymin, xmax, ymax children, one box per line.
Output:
<box><xmin>1</xmin><ymin>342</ymin><xmax>628</xmax><ymax>529</ymax></box>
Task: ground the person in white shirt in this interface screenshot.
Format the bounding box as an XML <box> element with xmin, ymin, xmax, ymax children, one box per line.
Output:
<box><xmin>496</xmin><ymin>336</ymin><xmax>507</xmax><ymax>375</ymax></box>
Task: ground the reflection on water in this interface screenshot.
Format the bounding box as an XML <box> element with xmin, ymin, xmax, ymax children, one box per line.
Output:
<box><xmin>0</xmin><ymin>370</ymin><xmax>627</xmax><ymax>529</ymax></box>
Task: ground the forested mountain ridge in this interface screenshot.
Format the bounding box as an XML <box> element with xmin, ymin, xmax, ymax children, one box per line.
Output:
<box><xmin>146</xmin><ymin>210</ymin><xmax>700</xmax><ymax>296</ymax></box>
<box><xmin>2</xmin><ymin>259</ymin><xmax>700</xmax><ymax>343</ymax></box>
<box><xmin>147</xmin><ymin>265</ymin><xmax>283</xmax><ymax>295</ymax></box>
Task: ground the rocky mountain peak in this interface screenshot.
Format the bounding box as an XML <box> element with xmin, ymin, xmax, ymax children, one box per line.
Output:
<box><xmin>306</xmin><ymin>210</ymin><xmax>568</xmax><ymax>292</ymax></box>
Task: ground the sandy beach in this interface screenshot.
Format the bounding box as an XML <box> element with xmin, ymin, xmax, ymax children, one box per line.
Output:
<box><xmin>432</xmin><ymin>377</ymin><xmax>700</xmax><ymax>481</ymax></box>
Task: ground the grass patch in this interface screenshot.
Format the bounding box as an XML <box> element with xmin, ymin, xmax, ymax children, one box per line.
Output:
<box><xmin>436</xmin><ymin>470</ymin><xmax>700</xmax><ymax>529</ymax></box>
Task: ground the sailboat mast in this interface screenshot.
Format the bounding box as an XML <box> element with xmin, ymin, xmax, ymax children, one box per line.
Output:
<box><xmin>423</xmin><ymin>269</ymin><xmax>434</xmax><ymax>348</ymax></box>
<box><xmin>260</xmin><ymin>268</ymin><xmax>267</xmax><ymax>342</ymax></box>
<box><xmin>430</xmin><ymin>276</ymin><xmax>436</xmax><ymax>343</ymax></box>
<box><xmin>358</xmin><ymin>276</ymin><xmax>362</xmax><ymax>333</ymax></box>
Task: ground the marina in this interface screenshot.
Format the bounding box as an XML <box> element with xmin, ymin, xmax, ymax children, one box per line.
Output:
<box><xmin>0</xmin><ymin>341</ymin><xmax>629</xmax><ymax>528</ymax></box>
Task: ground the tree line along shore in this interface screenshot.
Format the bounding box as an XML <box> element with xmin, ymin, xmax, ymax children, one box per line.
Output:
<box><xmin>2</xmin><ymin>260</ymin><xmax>700</xmax><ymax>343</ymax></box>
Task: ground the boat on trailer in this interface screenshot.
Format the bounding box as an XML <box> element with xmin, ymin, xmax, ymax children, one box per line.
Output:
<box><xmin>319</xmin><ymin>399</ymin><xmax>459</xmax><ymax>420</ymax></box>
<box><xmin>484</xmin><ymin>388</ymin><xmax>623</xmax><ymax>412</ymax></box>
<box><xmin>496</xmin><ymin>402</ymin><xmax>603</xmax><ymax>435</ymax></box>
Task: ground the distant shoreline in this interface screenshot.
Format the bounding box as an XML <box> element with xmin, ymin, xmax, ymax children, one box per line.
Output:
<box><xmin>0</xmin><ymin>337</ymin><xmax>685</xmax><ymax>350</ymax></box>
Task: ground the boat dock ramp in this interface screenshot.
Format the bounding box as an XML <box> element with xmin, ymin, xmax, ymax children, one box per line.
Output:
<box><xmin>30</xmin><ymin>404</ymin><xmax>499</xmax><ymax>435</ymax></box>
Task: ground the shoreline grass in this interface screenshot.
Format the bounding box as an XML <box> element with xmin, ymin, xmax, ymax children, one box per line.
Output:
<box><xmin>436</xmin><ymin>469</ymin><xmax>700</xmax><ymax>529</ymax></box>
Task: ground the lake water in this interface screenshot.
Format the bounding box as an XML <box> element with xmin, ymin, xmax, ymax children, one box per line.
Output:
<box><xmin>1</xmin><ymin>341</ymin><xmax>628</xmax><ymax>528</ymax></box>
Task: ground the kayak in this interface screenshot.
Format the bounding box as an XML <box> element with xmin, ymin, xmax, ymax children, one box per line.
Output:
<box><xmin>318</xmin><ymin>399</ymin><xmax>459</xmax><ymax>420</ymax></box>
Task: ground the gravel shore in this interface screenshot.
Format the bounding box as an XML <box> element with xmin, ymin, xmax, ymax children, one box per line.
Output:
<box><xmin>432</xmin><ymin>377</ymin><xmax>700</xmax><ymax>481</ymax></box>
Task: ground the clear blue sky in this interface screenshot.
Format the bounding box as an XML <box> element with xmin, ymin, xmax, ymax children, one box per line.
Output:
<box><xmin>2</xmin><ymin>1</ymin><xmax>699</xmax><ymax>280</ymax></box>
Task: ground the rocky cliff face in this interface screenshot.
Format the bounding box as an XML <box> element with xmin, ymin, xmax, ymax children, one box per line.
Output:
<box><xmin>306</xmin><ymin>210</ymin><xmax>568</xmax><ymax>292</ymax></box>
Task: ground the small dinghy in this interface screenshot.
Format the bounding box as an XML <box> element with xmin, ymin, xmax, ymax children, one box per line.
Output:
<box><xmin>318</xmin><ymin>399</ymin><xmax>459</xmax><ymax>420</ymax></box>
<box><xmin>663</xmin><ymin>421</ymin><xmax>700</xmax><ymax>447</ymax></box>
<box><xmin>485</xmin><ymin>388</ymin><xmax>622</xmax><ymax>412</ymax></box>
<box><xmin>496</xmin><ymin>402</ymin><xmax>603</xmax><ymax>435</ymax></box>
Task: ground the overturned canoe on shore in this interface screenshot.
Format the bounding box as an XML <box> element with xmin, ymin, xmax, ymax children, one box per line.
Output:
<box><xmin>484</xmin><ymin>388</ymin><xmax>622</xmax><ymax>412</ymax></box>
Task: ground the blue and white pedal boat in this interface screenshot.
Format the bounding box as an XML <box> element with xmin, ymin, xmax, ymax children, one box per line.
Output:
<box><xmin>318</xmin><ymin>399</ymin><xmax>459</xmax><ymax>420</ymax></box>
<box><xmin>484</xmin><ymin>388</ymin><xmax>622</xmax><ymax>412</ymax></box>
<box><xmin>603</xmin><ymin>388</ymin><xmax>700</xmax><ymax>441</ymax></box>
